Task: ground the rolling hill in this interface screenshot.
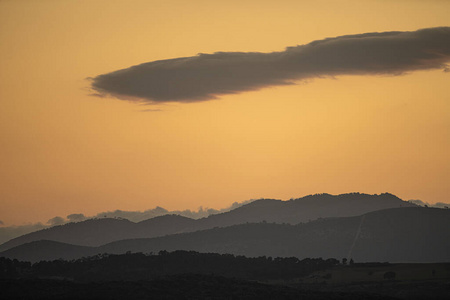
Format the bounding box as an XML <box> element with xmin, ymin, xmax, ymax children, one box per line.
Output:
<box><xmin>0</xmin><ymin>193</ymin><xmax>416</xmax><ymax>252</ymax></box>
<box><xmin>2</xmin><ymin>207</ymin><xmax>448</xmax><ymax>263</ymax></box>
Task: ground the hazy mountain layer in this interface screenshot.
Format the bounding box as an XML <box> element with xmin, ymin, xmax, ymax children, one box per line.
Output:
<box><xmin>0</xmin><ymin>215</ymin><xmax>195</xmax><ymax>253</ymax></box>
<box><xmin>0</xmin><ymin>193</ymin><xmax>415</xmax><ymax>252</ymax></box>
<box><xmin>2</xmin><ymin>207</ymin><xmax>448</xmax><ymax>263</ymax></box>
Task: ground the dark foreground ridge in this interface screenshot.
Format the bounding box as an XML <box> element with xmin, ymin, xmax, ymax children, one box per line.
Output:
<box><xmin>0</xmin><ymin>251</ymin><xmax>339</xmax><ymax>281</ymax></box>
<box><xmin>1</xmin><ymin>251</ymin><xmax>449</xmax><ymax>299</ymax></box>
<box><xmin>0</xmin><ymin>275</ymin><xmax>397</xmax><ymax>300</ymax></box>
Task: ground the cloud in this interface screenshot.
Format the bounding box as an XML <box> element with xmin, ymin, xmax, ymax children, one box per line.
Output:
<box><xmin>47</xmin><ymin>216</ymin><xmax>66</xmax><ymax>226</ymax></box>
<box><xmin>93</xmin><ymin>199</ymin><xmax>256</xmax><ymax>222</ymax></box>
<box><xmin>67</xmin><ymin>213</ymin><xmax>86</xmax><ymax>222</ymax></box>
<box><xmin>409</xmin><ymin>199</ymin><xmax>428</xmax><ymax>206</ymax></box>
<box><xmin>433</xmin><ymin>202</ymin><xmax>450</xmax><ymax>209</ymax></box>
<box><xmin>0</xmin><ymin>200</ymin><xmax>260</xmax><ymax>244</ymax></box>
<box><xmin>0</xmin><ymin>220</ymin><xmax>4</xmax><ymax>226</ymax></box>
<box><xmin>140</xmin><ymin>108</ymin><xmax>163</xmax><ymax>112</ymax></box>
<box><xmin>408</xmin><ymin>199</ymin><xmax>450</xmax><ymax>208</ymax></box>
<box><xmin>90</xmin><ymin>27</ymin><xmax>450</xmax><ymax>103</ymax></box>
<box><xmin>94</xmin><ymin>207</ymin><xmax>169</xmax><ymax>222</ymax></box>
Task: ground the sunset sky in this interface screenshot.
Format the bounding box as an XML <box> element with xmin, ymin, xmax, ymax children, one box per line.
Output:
<box><xmin>1</xmin><ymin>0</ymin><xmax>449</xmax><ymax>226</ymax></box>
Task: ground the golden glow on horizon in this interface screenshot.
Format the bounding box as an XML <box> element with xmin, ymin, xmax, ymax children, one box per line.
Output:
<box><xmin>0</xmin><ymin>0</ymin><xmax>449</xmax><ymax>225</ymax></box>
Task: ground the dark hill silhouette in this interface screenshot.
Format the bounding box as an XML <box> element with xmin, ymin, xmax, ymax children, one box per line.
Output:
<box><xmin>0</xmin><ymin>193</ymin><xmax>416</xmax><ymax>252</ymax></box>
<box><xmin>194</xmin><ymin>193</ymin><xmax>416</xmax><ymax>230</ymax></box>
<box><xmin>0</xmin><ymin>240</ymin><xmax>94</xmax><ymax>262</ymax></box>
<box><xmin>0</xmin><ymin>251</ymin><xmax>339</xmax><ymax>282</ymax></box>
<box><xmin>0</xmin><ymin>218</ymin><xmax>134</xmax><ymax>253</ymax></box>
<box><xmin>2</xmin><ymin>207</ymin><xmax>448</xmax><ymax>263</ymax></box>
<box><xmin>0</xmin><ymin>215</ymin><xmax>195</xmax><ymax>252</ymax></box>
<box><xmin>133</xmin><ymin>214</ymin><xmax>197</xmax><ymax>236</ymax></box>
<box><xmin>0</xmin><ymin>274</ymin><xmax>399</xmax><ymax>300</ymax></box>
<box><xmin>98</xmin><ymin>207</ymin><xmax>449</xmax><ymax>263</ymax></box>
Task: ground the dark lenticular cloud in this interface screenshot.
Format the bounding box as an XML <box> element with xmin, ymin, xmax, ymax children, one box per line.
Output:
<box><xmin>90</xmin><ymin>27</ymin><xmax>450</xmax><ymax>103</ymax></box>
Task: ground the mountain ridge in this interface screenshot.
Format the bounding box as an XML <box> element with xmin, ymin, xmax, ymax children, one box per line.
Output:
<box><xmin>0</xmin><ymin>193</ymin><xmax>416</xmax><ymax>252</ymax></box>
<box><xmin>2</xmin><ymin>207</ymin><xmax>448</xmax><ymax>263</ymax></box>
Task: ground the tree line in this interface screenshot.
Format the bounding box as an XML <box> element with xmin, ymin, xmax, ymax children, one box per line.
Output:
<box><xmin>0</xmin><ymin>250</ymin><xmax>339</xmax><ymax>282</ymax></box>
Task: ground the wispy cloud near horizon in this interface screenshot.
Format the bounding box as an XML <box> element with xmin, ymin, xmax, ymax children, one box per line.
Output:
<box><xmin>89</xmin><ymin>27</ymin><xmax>450</xmax><ymax>103</ymax></box>
<box><xmin>0</xmin><ymin>200</ymin><xmax>256</xmax><ymax>244</ymax></box>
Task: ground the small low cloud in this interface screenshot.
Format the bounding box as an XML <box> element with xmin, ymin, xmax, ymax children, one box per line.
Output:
<box><xmin>90</xmin><ymin>27</ymin><xmax>450</xmax><ymax>103</ymax></box>
<box><xmin>95</xmin><ymin>207</ymin><xmax>169</xmax><ymax>222</ymax></box>
<box><xmin>67</xmin><ymin>213</ymin><xmax>86</xmax><ymax>222</ymax></box>
<box><xmin>408</xmin><ymin>200</ymin><xmax>449</xmax><ymax>208</ymax></box>
<box><xmin>431</xmin><ymin>202</ymin><xmax>449</xmax><ymax>209</ymax></box>
<box><xmin>47</xmin><ymin>216</ymin><xmax>66</xmax><ymax>226</ymax></box>
<box><xmin>409</xmin><ymin>199</ymin><xmax>427</xmax><ymax>206</ymax></box>
<box><xmin>0</xmin><ymin>220</ymin><xmax>4</xmax><ymax>226</ymax></box>
<box><xmin>0</xmin><ymin>201</ymin><xmax>257</xmax><ymax>245</ymax></box>
<box><xmin>94</xmin><ymin>199</ymin><xmax>255</xmax><ymax>222</ymax></box>
<box><xmin>140</xmin><ymin>108</ymin><xmax>162</xmax><ymax>112</ymax></box>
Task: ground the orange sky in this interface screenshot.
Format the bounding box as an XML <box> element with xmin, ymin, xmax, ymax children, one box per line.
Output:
<box><xmin>0</xmin><ymin>0</ymin><xmax>449</xmax><ymax>225</ymax></box>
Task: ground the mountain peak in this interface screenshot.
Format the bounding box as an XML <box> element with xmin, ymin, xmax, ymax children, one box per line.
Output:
<box><xmin>0</xmin><ymin>192</ymin><xmax>417</xmax><ymax>253</ymax></box>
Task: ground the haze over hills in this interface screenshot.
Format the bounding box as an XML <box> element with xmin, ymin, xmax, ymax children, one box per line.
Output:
<box><xmin>0</xmin><ymin>200</ymin><xmax>255</xmax><ymax>245</ymax></box>
<box><xmin>0</xmin><ymin>193</ymin><xmax>416</xmax><ymax>252</ymax></box>
<box><xmin>2</xmin><ymin>207</ymin><xmax>448</xmax><ymax>263</ymax></box>
<box><xmin>0</xmin><ymin>215</ymin><xmax>198</xmax><ymax>253</ymax></box>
